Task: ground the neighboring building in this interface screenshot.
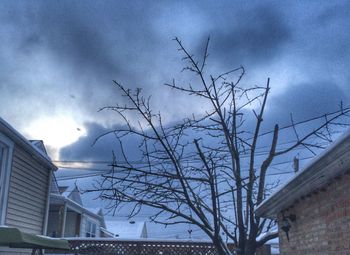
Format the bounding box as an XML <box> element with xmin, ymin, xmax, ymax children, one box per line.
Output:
<box><xmin>255</xmin><ymin>237</ymin><xmax>279</xmax><ymax>255</ymax></box>
<box><xmin>106</xmin><ymin>221</ymin><xmax>148</xmax><ymax>238</ymax></box>
<box><xmin>269</xmin><ymin>239</ymin><xmax>280</xmax><ymax>255</ymax></box>
<box><xmin>256</xmin><ymin>130</ymin><xmax>350</xmax><ymax>255</ymax></box>
<box><xmin>47</xmin><ymin>179</ymin><xmax>114</xmax><ymax>238</ymax></box>
<box><xmin>0</xmin><ymin>118</ymin><xmax>57</xmax><ymax>254</ymax></box>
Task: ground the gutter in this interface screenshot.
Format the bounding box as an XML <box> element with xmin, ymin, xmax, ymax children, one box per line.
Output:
<box><xmin>100</xmin><ymin>227</ymin><xmax>114</xmax><ymax>237</ymax></box>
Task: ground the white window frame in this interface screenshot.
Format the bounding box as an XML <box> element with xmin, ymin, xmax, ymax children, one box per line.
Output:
<box><xmin>0</xmin><ymin>132</ymin><xmax>14</xmax><ymax>225</ymax></box>
<box><xmin>84</xmin><ymin>217</ymin><xmax>99</xmax><ymax>238</ymax></box>
<box><xmin>85</xmin><ymin>219</ymin><xmax>97</xmax><ymax>237</ymax></box>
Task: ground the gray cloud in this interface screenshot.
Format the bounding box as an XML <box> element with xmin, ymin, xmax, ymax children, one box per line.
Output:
<box><xmin>60</xmin><ymin>122</ymin><xmax>142</xmax><ymax>161</ymax></box>
<box><xmin>60</xmin><ymin>76</ymin><xmax>348</xmax><ymax>162</ymax></box>
<box><xmin>0</xmin><ymin>0</ymin><xmax>349</xmax><ymax>149</ymax></box>
<box><xmin>241</xmin><ymin>80</ymin><xmax>349</xmax><ymax>150</ymax></box>
<box><xmin>1</xmin><ymin>0</ymin><xmax>349</xmax><ymax>240</ymax></box>
<box><xmin>206</xmin><ymin>4</ymin><xmax>291</xmax><ymax>68</ymax></box>
<box><xmin>271</xmin><ymin>81</ymin><xmax>346</xmax><ymax>121</ymax></box>
<box><xmin>0</xmin><ymin>1</ymin><xmax>168</xmax><ymax>126</ymax></box>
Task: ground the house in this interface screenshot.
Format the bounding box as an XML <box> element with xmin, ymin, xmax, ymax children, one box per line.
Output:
<box><xmin>0</xmin><ymin>118</ymin><xmax>66</xmax><ymax>254</ymax></box>
<box><xmin>255</xmin><ymin>238</ymin><xmax>279</xmax><ymax>255</ymax></box>
<box><xmin>106</xmin><ymin>221</ymin><xmax>148</xmax><ymax>238</ymax></box>
<box><xmin>47</xmin><ymin>178</ymin><xmax>114</xmax><ymax>238</ymax></box>
<box><xmin>256</xmin><ymin>130</ymin><xmax>350</xmax><ymax>254</ymax></box>
<box><xmin>269</xmin><ymin>240</ymin><xmax>280</xmax><ymax>255</ymax></box>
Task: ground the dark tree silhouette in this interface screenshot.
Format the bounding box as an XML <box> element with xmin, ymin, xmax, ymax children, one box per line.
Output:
<box><xmin>90</xmin><ymin>38</ymin><xmax>350</xmax><ymax>255</ymax></box>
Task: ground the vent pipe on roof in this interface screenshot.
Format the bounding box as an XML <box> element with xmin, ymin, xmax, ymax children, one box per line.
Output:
<box><xmin>293</xmin><ymin>156</ymin><xmax>299</xmax><ymax>173</ymax></box>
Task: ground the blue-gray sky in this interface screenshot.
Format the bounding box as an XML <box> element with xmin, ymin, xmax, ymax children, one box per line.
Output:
<box><xmin>1</xmin><ymin>1</ymin><xmax>349</xmax><ymax>152</ymax></box>
<box><xmin>1</xmin><ymin>0</ymin><xmax>350</xmax><ymax>239</ymax></box>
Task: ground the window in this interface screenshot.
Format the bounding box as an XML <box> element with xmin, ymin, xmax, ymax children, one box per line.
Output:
<box><xmin>0</xmin><ymin>133</ymin><xmax>14</xmax><ymax>225</ymax></box>
<box><xmin>85</xmin><ymin>220</ymin><xmax>97</xmax><ymax>237</ymax></box>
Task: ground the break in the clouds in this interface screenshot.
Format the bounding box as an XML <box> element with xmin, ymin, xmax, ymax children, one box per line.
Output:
<box><xmin>60</xmin><ymin>122</ymin><xmax>143</xmax><ymax>162</ymax></box>
<box><xmin>60</xmin><ymin>78</ymin><xmax>348</xmax><ymax>162</ymax></box>
<box><xmin>0</xmin><ymin>0</ymin><xmax>350</xmax><ymax>155</ymax></box>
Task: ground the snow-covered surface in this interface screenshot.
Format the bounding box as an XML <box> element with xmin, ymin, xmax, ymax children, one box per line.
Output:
<box><xmin>50</xmin><ymin>193</ymin><xmax>101</xmax><ymax>220</ymax></box>
<box><xmin>256</xmin><ymin>128</ymin><xmax>350</xmax><ymax>217</ymax></box>
<box><xmin>30</xmin><ymin>140</ymin><xmax>48</xmax><ymax>156</ymax></box>
<box><xmin>66</xmin><ymin>236</ymin><xmax>216</xmax><ymax>243</ymax></box>
<box><xmin>50</xmin><ymin>186</ymin><xmax>103</xmax><ymax>218</ymax></box>
<box><xmin>85</xmin><ymin>207</ymin><xmax>102</xmax><ymax>215</ymax></box>
<box><xmin>54</xmin><ymin>178</ymin><xmax>84</xmax><ymax>206</ymax></box>
<box><xmin>256</xmin><ymin>232</ymin><xmax>280</xmax><ymax>255</ymax></box>
<box><xmin>50</xmin><ymin>174</ymin><xmax>60</xmax><ymax>194</ymax></box>
<box><xmin>36</xmin><ymin>235</ymin><xmax>67</xmax><ymax>240</ymax></box>
<box><xmin>255</xmin><ymin>229</ymin><xmax>278</xmax><ymax>242</ymax></box>
<box><xmin>262</xmin><ymin>128</ymin><xmax>350</xmax><ymax>205</ymax></box>
<box><xmin>60</xmin><ymin>183</ymin><xmax>75</xmax><ymax>198</ymax></box>
<box><xmin>106</xmin><ymin>221</ymin><xmax>146</xmax><ymax>238</ymax></box>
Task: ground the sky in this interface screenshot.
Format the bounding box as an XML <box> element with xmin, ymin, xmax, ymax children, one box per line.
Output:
<box><xmin>1</xmin><ymin>0</ymin><xmax>350</xmax><ymax>239</ymax></box>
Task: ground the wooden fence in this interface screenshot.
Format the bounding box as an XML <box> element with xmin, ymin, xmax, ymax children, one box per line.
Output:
<box><xmin>51</xmin><ymin>238</ymin><xmax>236</xmax><ymax>255</ymax></box>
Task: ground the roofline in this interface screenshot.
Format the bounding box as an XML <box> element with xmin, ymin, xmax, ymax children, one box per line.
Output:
<box><xmin>50</xmin><ymin>194</ymin><xmax>104</xmax><ymax>220</ymax></box>
<box><xmin>100</xmin><ymin>227</ymin><xmax>114</xmax><ymax>237</ymax></box>
<box><xmin>256</xmin><ymin>129</ymin><xmax>350</xmax><ymax>218</ymax></box>
<box><xmin>0</xmin><ymin>117</ymin><xmax>57</xmax><ymax>171</ymax></box>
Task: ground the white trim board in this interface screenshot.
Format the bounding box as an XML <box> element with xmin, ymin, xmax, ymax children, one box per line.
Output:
<box><xmin>0</xmin><ymin>132</ymin><xmax>14</xmax><ymax>225</ymax></box>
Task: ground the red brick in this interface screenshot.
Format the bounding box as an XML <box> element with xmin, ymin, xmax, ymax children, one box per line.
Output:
<box><xmin>278</xmin><ymin>172</ymin><xmax>350</xmax><ymax>255</ymax></box>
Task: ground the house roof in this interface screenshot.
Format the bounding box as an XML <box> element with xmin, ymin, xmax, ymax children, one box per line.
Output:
<box><xmin>85</xmin><ymin>207</ymin><xmax>103</xmax><ymax>215</ymax></box>
<box><xmin>50</xmin><ymin>174</ymin><xmax>60</xmax><ymax>194</ymax></box>
<box><xmin>255</xmin><ymin>129</ymin><xmax>350</xmax><ymax>218</ymax></box>
<box><xmin>50</xmin><ymin>178</ymin><xmax>105</xmax><ymax>227</ymax></box>
<box><xmin>106</xmin><ymin>221</ymin><xmax>147</xmax><ymax>238</ymax></box>
<box><xmin>50</xmin><ymin>193</ymin><xmax>104</xmax><ymax>221</ymax></box>
<box><xmin>60</xmin><ymin>184</ymin><xmax>83</xmax><ymax>206</ymax></box>
<box><xmin>29</xmin><ymin>140</ymin><xmax>48</xmax><ymax>156</ymax></box>
<box><xmin>0</xmin><ymin>118</ymin><xmax>57</xmax><ymax>171</ymax></box>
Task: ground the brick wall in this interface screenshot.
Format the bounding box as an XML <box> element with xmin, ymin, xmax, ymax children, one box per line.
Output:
<box><xmin>278</xmin><ymin>173</ymin><xmax>350</xmax><ymax>255</ymax></box>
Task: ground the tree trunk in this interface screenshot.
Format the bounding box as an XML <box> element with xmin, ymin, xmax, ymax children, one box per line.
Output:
<box><xmin>213</xmin><ymin>237</ymin><xmax>233</xmax><ymax>255</ymax></box>
<box><xmin>245</xmin><ymin>245</ymin><xmax>256</xmax><ymax>255</ymax></box>
<box><xmin>216</xmin><ymin>245</ymin><xmax>229</xmax><ymax>255</ymax></box>
<box><xmin>235</xmin><ymin>241</ymin><xmax>256</xmax><ymax>255</ymax></box>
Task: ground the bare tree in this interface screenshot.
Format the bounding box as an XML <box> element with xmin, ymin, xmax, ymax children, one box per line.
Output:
<box><xmin>90</xmin><ymin>38</ymin><xmax>350</xmax><ymax>255</ymax></box>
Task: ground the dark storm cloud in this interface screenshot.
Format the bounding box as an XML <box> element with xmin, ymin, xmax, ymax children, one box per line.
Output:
<box><xmin>60</xmin><ymin>122</ymin><xmax>142</xmax><ymax>161</ymax></box>
<box><xmin>30</xmin><ymin>1</ymin><xmax>161</xmax><ymax>79</ymax></box>
<box><xmin>270</xmin><ymin>81</ymin><xmax>347</xmax><ymax>121</ymax></box>
<box><xmin>3</xmin><ymin>1</ymin><xmax>157</xmax><ymax>78</ymax></box>
<box><xmin>242</xmin><ymin>80</ymin><xmax>349</xmax><ymax>143</ymax></box>
<box><xmin>315</xmin><ymin>2</ymin><xmax>350</xmax><ymax>25</ymax></box>
<box><xmin>205</xmin><ymin>4</ymin><xmax>291</xmax><ymax>67</ymax></box>
<box><xmin>0</xmin><ymin>1</ymin><xmax>168</xmax><ymax>124</ymax></box>
<box><xmin>0</xmin><ymin>0</ymin><xmax>349</xmax><ymax>149</ymax></box>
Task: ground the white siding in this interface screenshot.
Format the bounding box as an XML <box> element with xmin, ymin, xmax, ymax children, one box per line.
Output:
<box><xmin>65</xmin><ymin>211</ymin><xmax>80</xmax><ymax>237</ymax></box>
<box><xmin>81</xmin><ymin>215</ymin><xmax>101</xmax><ymax>238</ymax></box>
<box><xmin>0</xmin><ymin>145</ymin><xmax>50</xmax><ymax>255</ymax></box>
